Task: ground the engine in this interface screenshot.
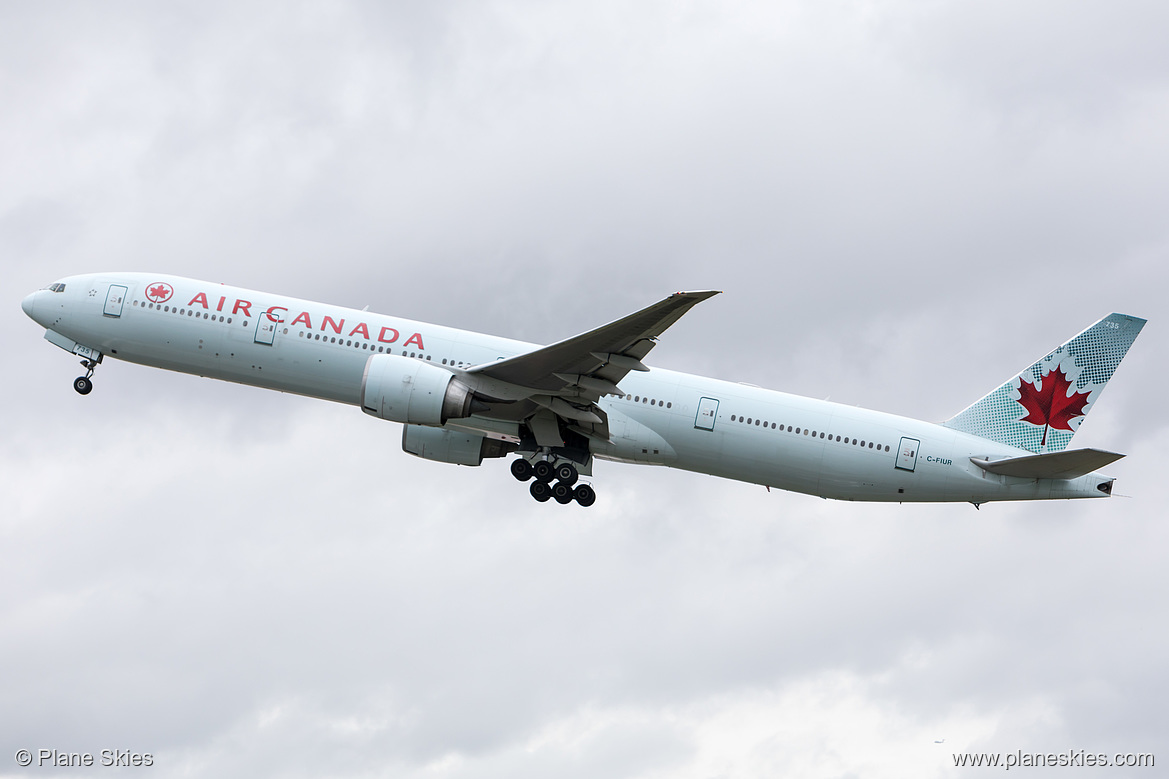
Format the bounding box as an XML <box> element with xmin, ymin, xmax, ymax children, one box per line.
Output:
<box><xmin>402</xmin><ymin>425</ymin><xmax>513</xmax><ymax>466</ymax></box>
<box><xmin>361</xmin><ymin>354</ymin><xmax>485</xmax><ymax>426</ymax></box>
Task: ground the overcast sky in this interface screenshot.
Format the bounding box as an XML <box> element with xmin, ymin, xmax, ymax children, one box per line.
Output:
<box><xmin>2</xmin><ymin>2</ymin><xmax>1167</xmax><ymax>777</ymax></box>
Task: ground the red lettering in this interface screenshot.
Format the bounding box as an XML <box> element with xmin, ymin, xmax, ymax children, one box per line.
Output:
<box><xmin>216</xmin><ymin>296</ymin><xmax>226</xmax><ymax>312</ymax></box>
<box><xmin>188</xmin><ymin>292</ymin><xmax>209</xmax><ymax>309</ymax></box>
<box><xmin>265</xmin><ymin>306</ymin><xmax>287</xmax><ymax>323</ymax></box>
<box><xmin>348</xmin><ymin>322</ymin><xmax>370</xmax><ymax>339</ymax></box>
<box><xmin>378</xmin><ymin>327</ymin><xmax>399</xmax><ymax>344</ymax></box>
<box><xmin>233</xmin><ymin>299</ymin><xmax>252</xmax><ymax>316</ymax></box>
<box><xmin>404</xmin><ymin>332</ymin><xmax>425</xmax><ymax>350</ymax></box>
<box><xmin>291</xmin><ymin>311</ymin><xmax>312</xmax><ymax>328</ymax></box>
<box><xmin>322</xmin><ymin>315</ymin><xmax>344</xmax><ymax>334</ymax></box>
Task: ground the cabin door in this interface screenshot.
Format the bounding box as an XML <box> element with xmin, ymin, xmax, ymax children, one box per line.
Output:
<box><xmin>103</xmin><ymin>285</ymin><xmax>127</xmax><ymax>317</ymax></box>
<box><xmin>694</xmin><ymin>397</ymin><xmax>720</xmax><ymax>431</ymax></box>
<box><xmin>254</xmin><ymin>315</ymin><xmax>277</xmax><ymax>345</ymax></box>
<box><xmin>896</xmin><ymin>437</ymin><xmax>920</xmax><ymax>472</ymax></box>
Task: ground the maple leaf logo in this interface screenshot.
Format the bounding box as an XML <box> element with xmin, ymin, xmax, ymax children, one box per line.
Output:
<box><xmin>1016</xmin><ymin>365</ymin><xmax>1091</xmax><ymax>447</ymax></box>
<box><xmin>146</xmin><ymin>282</ymin><xmax>173</xmax><ymax>303</ymax></box>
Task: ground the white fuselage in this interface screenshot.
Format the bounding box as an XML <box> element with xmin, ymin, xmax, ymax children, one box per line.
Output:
<box><xmin>23</xmin><ymin>273</ymin><xmax>1113</xmax><ymax>504</ymax></box>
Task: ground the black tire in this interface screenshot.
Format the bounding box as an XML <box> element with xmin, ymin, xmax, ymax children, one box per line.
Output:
<box><xmin>533</xmin><ymin>460</ymin><xmax>555</xmax><ymax>482</ymax></box>
<box><xmin>552</xmin><ymin>482</ymin><xmax>573</xmax><ymax>504</ymax></box>
<box><xmin>573</xmin><ymin>484</ymin><xmax>596</xmax><ymax>507</ymax></box>
<box><xmin>510</xmin><ymin>459</ymin><xmax>534</xmax><ymax>482</ymax></box>
<box><xmin>554</xmin><ymin>462</ymin><xmax>578</xmax><ymax>486</ymax></box>
<box><xmin>530</xmin><ymin>480</ymin><xmax>552</xmax><ymax>502</ymax></box>
<box><xmin>73</xmin><ymin>376</ymin><xmax>93</xmax><ymax>395</ymax></box>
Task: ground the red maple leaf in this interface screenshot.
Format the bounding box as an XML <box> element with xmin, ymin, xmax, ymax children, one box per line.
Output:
<box><xmin>1016</xmin><ymin>365</ymin><xmax>1091</xmax><ymax>447</ymax></box>
<box><xmin>148</xmin><ymin>284</ymin><xmax>171</xmax><ymax>302</ymax></box>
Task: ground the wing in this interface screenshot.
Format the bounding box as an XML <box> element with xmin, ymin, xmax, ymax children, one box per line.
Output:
<box><xmin>469</xmin><ymin>290</ymin><xmax>720</xmax><ymax>392</ymax></box>
<box><xmin>456</xmin><ymin>290</ymin><xmax>720</xmax><ymax>447</ymax></box>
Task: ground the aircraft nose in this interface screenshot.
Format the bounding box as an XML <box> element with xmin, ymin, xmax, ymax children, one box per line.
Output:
<box><xmin>22</xmin><ymin>291</ymin><xmax>38</xmax><ymax>319</ymax></box>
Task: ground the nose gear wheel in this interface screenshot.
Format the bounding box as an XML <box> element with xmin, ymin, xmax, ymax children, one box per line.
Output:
<box><xmin>74</xmin><ymin>358</ymin><xmax>98</xmax><ymax>395</ymax></box>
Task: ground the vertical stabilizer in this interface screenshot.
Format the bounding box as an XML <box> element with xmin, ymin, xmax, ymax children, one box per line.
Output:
<box><xmin>943</xmin><ymin>313</ymin><xmax>1145</xmax><ymax>453</ymax></box>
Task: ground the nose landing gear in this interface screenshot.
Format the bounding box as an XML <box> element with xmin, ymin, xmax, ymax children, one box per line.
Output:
<box><xmin>74</xmin><ymin>358</ymin><xmax>98</xmax><ymax>395</ymax></box>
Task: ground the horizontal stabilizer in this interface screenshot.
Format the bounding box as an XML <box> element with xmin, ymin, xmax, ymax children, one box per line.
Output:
<box><xmin>970</xmin><ymin>448</ymin><xmax>1125</xmax><ymax>480</ymax></box>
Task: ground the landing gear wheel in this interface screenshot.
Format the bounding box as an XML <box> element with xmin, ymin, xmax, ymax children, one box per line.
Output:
<box><xmin>530</xmin><ymin>480</ymin><xmax>552</xmax><ymax>502</ymax></box>
<box><xmin>73</xmin><ymin>376</ymin><xmax>93</xmax><ymax>395</ymax></box>
<box><xmin>554</xmin><ymin>462</ymin><xmax>579</xmax><ymax>486</ymax></box>
<box><xmin>573</xmin><ymin>484</ymin><xmax>596</xmax><ymax>507</ymax></box>
<box><xmin>533</xmin><ymin>460</ymin><xmax>555</xmax><ymax>482</ymax></box>
<box><xmin>510</xmin><ymin>459</ymin><xmax>534</xmax><ymax>482</ymax></box>
<box><xmin>552</xmin><ymin>482</ymin><xmax>574</xmax><ymax>504</ymax></box>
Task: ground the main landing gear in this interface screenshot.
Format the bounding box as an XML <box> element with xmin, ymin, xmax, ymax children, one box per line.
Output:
<box><xmin>73</xmin><ymin>358</ymin><xmax>98</xmax><ymax>395</ymax></box>
<box><xmin>510</xmin><ymin>457</ymin><xmax>597</xmax><ymax>507</ymax></box>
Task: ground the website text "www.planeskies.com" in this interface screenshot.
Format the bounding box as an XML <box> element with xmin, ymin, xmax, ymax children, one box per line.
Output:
<box><xmin>953</xmin><ymin>750</ymin><xmax>1154</xmax><ymax>770</ymax></box>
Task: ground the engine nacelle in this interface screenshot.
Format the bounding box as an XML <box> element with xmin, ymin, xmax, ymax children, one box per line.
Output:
<box><xmin>361</xmin><ymin>354</ymin><xmax>480</xmax><ymax>426</ymax></box>
<box><xmin>402</xmin><ymin>425</ymin><xmax>513</xmax><ymax>466</ymax></box>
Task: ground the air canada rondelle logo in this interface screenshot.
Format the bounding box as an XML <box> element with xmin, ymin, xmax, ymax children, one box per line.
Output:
<box><xmin>146</xmin><ymin>282</ymin><xmax>174</xmax><ymax>304</ymax></box>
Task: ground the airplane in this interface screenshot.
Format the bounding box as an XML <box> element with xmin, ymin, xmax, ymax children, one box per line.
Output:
<box><xmin>22</xmin><ymin>273</ymin><xmax>1145</xmax><ymax>508</ymax></box>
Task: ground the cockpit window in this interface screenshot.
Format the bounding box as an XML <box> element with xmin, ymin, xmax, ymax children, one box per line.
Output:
<box><xmin>48</xmin><ymin>283</ymin><xmax>66</xmax><ymax>292</ymax></box>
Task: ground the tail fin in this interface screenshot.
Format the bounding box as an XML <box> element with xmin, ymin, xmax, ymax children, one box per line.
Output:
<box><xmin>943</xmin><ymin>313</ymin><xmax>1145</xmax><ymax>453</ymax></box>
